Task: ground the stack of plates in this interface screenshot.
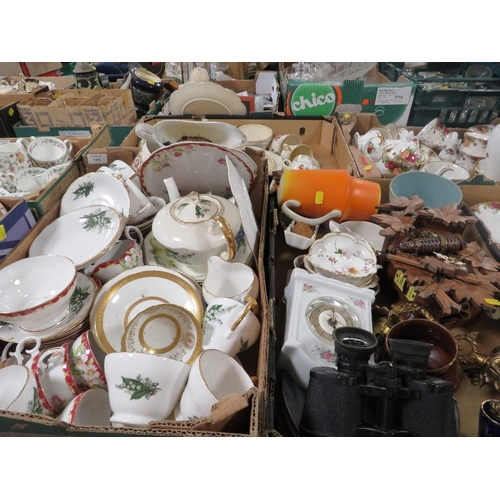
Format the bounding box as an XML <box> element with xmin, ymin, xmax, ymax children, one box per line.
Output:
<box><xmin>0</xmin><ymin>272</ymin><xmax>100</xmax><ymax>349</ymax></box>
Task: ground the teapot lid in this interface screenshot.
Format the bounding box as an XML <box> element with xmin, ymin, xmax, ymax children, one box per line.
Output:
<box><xmin>171</xmin><ymin>192</ymin><xmax>222</xmax><ymax>224</ymax></box>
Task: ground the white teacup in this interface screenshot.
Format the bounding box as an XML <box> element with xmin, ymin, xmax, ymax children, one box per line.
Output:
<box><xmin>20</xmin><ymin>136</ymin><xmax>73</xmax><ymax>168</ymax></box>
<box><xmin>57</xmin><ymin>387</ymin><xmax>112</xmax><ymax>426</ymax></box>
<box><xmin>105</xmin><ymin>352</ymin><xmax>191</xmax><ymax>428</ymax></box>
<box><xmin>269</xmin><ymin>134</ymin><xmax>302</xmax><ymax>155</ymax></box>
<box><xmin>280</xmin><ymin>143</ymin><xmax>313</xmax><ymax>162</ymax></box>
<box><xmin>174</xmin><ymin>348</ymin><xmax>255</xmax><ymax>421</ymax></box>
<box><xmin>0</xmin><ymin>364</ymin><xmax>41</xmax><ymax>414</ymax></box>
<box><xmin>83</xmin><ymin>236</ymin><xmax>144</xmax><ymax>284</ymax></box>
<box><xmin>283</xmin><ymin>154</ymin><xmax>320</xmax><ymax>171</ymax></box>
<box><xmin>201</xmin><ymin>297</ymin><xmax>261</xmax><ymax>358</ymax></box>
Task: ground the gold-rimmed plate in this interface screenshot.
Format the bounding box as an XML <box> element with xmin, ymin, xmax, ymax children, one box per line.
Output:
<box><xmin>121</xmin><ymin>303</ymin><xmax>202</xmax><ymax>365</ymax></box>
<box><xmin>90</xmin><ymin>267</ymin><xmax>205</xmax><ymax>354</ymax></box>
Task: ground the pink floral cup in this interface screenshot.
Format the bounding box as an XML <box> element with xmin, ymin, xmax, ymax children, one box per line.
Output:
<box><xmin>69</xmin><ymin>330</ymin><xmax>107</xmax><ymax>391</ymax></box>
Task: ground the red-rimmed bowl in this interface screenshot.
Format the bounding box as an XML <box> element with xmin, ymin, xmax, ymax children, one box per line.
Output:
<box><xmin>0</xmin><ymin>255</ymin><xmax>77</xmax><ymax>332</ymax></box>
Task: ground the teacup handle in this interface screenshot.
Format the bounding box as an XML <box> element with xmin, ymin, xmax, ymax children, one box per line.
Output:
<box><xmin>36</xmin><ymin>347</ymin><xmax>64</xmax><ymax>375</ymax></box>
<box><xmin>124</xmin><ymin>225</ymin><xmax>144</xmax><ymax>246</ymax></box>
<box><xmin>63</xmin><ymin>140</ymin><xmax>73</xmax><ymax>156</ymax></box>
<box><xmin>0</xmin><ymin>342</ymin><xmax>14</xmax><ymax>364</ymax></box>
<box><xmin>12</xmin><ymin>336</ymin><xmax>42</xmax><ymax>366</ymax></box>
<box><xmin>229</xmin><ymin>296</ymin><xmax>259</xmax><ymax>334</ymax></box>
<box><xmin>281</xmin><ymin>199</ymin><xmax>342</xmax><ymax>226</ymax></box>
<box><xmin>211</xmin><ymin>215</ymin><xmax>236</xmax><ymax>262</ymax></box>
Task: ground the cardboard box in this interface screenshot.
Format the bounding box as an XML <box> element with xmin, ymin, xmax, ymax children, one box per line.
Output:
<box><xmin>0</xmin><ymin>62</ymin><xmax>62</xmax><ymax>77</ymax></box>
<box><xmin>280</xmin><ymin>65</ymin><xmax>416</xmax><ymax>126</ymax></box>
<box><xmin>267</xmin><ymin>175</ymin><xmax>500</xmax><ymax>437</ymax></box>
<box><xmin>0</xmin><ymin>132</ymin><xmax>272</xmax><ymax>436</ymax></box>
<box><xmin>342</xmin><ymin>113</ymin><xmax>499</xmax><ymax>182</ymax></box>
<box><xmin>0</xmin><ymin>199</ymin><xmax>36</xmax><ymax>262</ymax></box>
<box><xmin>217</xmin><ymin>71</ymin><xmax>279</xmax><ymax>114</ymax></box>
<box><xmin>17</xmin><ymin>88</ymin><xmax>137</xmax><ymax>130</ymax></box>
<box><xmin>0</xmin><ymin>135</ymin><xmax>95</xmax><ymax>220</ymax></box>
<box><xmin>0</xmin><ymin>94</ymin><xmax>34</xmax><ymax>137</ymax></box>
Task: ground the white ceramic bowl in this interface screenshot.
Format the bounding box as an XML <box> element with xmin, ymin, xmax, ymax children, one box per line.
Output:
<box><xmin>237</xmin><ymin>124</ymin><xmax>273</xmax><ymax>150</ymax></box>
<box><xmin>0</xmin><ymin>255</ymin><xmax>77</xmax><ymax>332</ymax></box>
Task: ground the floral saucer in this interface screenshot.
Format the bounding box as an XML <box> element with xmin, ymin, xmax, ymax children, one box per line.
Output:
<box><xmin>29</xmin><ymin>205</ymin><xmax>126</xmax><ymax>270</ymax></box>
<box><xmin>60</xmin><ymin>172</ymin><xmax>130</xmax><ymax>219</ymax></box>
<box><xmin>121</xmin><ymin>303</ymin><xmax>202</xmax><ymax>365</ymax></box>
<box><xmin>0</xmin><ymin>272</ymin><xmax>97</xmax><ymax>344</ymax></box>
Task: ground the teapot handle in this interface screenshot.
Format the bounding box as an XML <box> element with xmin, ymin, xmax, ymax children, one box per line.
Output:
<box><xmin>212</xmin><ymin>215</ymin><xmax>236</xmax><ymax>262</ymax></box>
<box><xmin>281</xmin><ymin>199</ymin><xmax>342</xmax><ymax>226</ymax></box>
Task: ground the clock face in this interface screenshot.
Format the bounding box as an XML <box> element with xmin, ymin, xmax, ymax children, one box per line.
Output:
<box><xmin>306</xmin><ymin>296</ymin><xmax>361</xmax><ymax>345</ymax></box>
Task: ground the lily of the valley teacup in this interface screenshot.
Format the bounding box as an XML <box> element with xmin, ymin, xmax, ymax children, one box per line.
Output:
<box><xmin>201</xmin><ymin>297</ymin><xmax>261</xmax><ymax>358</ymax></box>
<box><xmin>20</xmin><ymin>136</ymin><xmax>73</xmax><ymax>168</ymax></box>
<box><xmin>105</xmin><ymin>351</ymin><xmax>191</xmax><ymax>428</ymax></box>
<box><xmin>174</xmin><ymin>348</ymin><xmax>255</xmax><ymax>421</ymax></box>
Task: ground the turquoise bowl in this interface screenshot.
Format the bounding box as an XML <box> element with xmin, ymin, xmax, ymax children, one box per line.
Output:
<box><xmin>389</xmin><ymin>171</ymin><xmax>463</xmax><ymax>208</ymax></box>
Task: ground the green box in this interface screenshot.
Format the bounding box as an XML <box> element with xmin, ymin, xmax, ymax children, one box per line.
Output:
<box><xmin>281</xmin><ymin>71</ymin><xmax>416</xmax><ymax>126</ymax></box>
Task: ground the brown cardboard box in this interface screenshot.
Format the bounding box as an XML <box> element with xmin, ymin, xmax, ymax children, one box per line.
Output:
<box><xmin>17</xmin><ymin>88</ymin><xmax>137</xmax><ymax>130</ymax></box>
<box><xmin>0</xmin><ymin>62</ymin><xmax>62</xmax><ymax>77</ymax></box>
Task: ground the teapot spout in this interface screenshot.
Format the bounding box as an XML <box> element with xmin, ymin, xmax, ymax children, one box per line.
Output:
<box><xmin>163</xmin><ymin>177</ymin><xmax>181</xmax><ymax>202</ymax></box>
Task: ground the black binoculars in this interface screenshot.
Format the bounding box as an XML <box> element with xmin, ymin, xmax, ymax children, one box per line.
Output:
<box><xmin>299</xmin><ymin>327</ymin><xmax>459</xmax><ymax>437</ymax></box>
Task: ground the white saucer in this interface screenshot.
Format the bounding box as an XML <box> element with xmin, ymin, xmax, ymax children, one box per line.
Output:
<box><xmin>60</xmin><ymin>171</ymin><xmax>130</xmax><ymax>219</ymax></box>
<box><xmin>29</xmin><ymin>205</ymin><xmax>126</xmax><ymax>270</ymax></box>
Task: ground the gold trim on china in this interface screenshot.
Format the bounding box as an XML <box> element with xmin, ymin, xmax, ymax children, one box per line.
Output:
<box><xmin>120</xmin><ymin>304</ymin><xmax>202</xmax><ymax>365</ymax></box>
<box><xmin>92</xmin><ymin>270</ymin><xmax>204</xmax><ymax>354</ymax></box>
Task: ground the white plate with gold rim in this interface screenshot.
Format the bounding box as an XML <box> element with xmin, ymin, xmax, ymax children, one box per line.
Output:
<box><xmin>0</xmin><ymin>272</ymin><xmax>98</xmax><ymax>344</ymax></box>
<box><xmin>60</xmin><ymin>172</ymin><xmax>130</xmax><ymax>219</ymax></box>
<box><xmin>90</xmin><ymin>266</ymin><xmax>205</xmax><ymax>354</ymax></box>
<box><xmin>29</xmin><ymin>205</ymin><xmax>126</xmax><ymax>270</ymax></box>
<box><xmin>120</xmin><ymin>303</ymin><xmax>202</xmax><ymax>365</ymax></box>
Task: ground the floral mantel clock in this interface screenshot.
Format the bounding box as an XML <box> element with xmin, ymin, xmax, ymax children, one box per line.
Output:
<box><xmin>277</xmin><ymin>268</ymin><xmax>375</xmax><ymax>389</ymax></box>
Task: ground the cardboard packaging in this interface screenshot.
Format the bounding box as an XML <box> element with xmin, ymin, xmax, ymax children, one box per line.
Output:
<box><xmin>0</xmin><ymin>62</ymin><xmax>62</xmax><ymax>77</ymax></box>
<box><xmin>17</xmin><ymin>88</ymin><xmax>137</xmax><ymax>131</ymax></box>
<box><xmin>0</xmin><ymin>199</ymin><xmax>36</xmax><ymax>263</ymax></box>
<box><xmin>280</xmin><ymin>64</ymin><xmax>416</xmax><ymax>126</ymax></box>
<box><xmin>217</xmin><ymin>71</ymin><xmax>279</xmax><ymax>115</ymax></box>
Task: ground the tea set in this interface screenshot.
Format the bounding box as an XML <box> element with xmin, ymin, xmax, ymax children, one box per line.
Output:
<box><xmin>354</xmin><ymin>118</ymin><xmax>500</xmax><ymax>182</ymax></box>
<box><xmin>0</xmin><ymin>119</ymin><xmax>266</xmax><ymax>428</ymax></box>
<box><xmin>0</xmin><ymin>136</ymin><xmax>72</xmax><ymax>197</ymax></box>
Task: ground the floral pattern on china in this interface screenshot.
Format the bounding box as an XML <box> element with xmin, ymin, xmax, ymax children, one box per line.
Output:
<box><xmin>470</xmin><ymin>201</ymin><xmax>500</xmax><ymax>249</ymax></box>
<box><xmin>382</xmin><ymin>139</ymin><xmax>428</xmax><ymax>174</ymax></box>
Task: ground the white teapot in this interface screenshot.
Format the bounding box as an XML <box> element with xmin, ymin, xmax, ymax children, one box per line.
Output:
<box><xmin>152</xmin><ymin>178</ymin><xmax>242</xmax><ymax>276</ymax></box>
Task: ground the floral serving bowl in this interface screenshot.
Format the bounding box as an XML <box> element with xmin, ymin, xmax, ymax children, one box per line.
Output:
<box><xmin>305</xmin><ymin>231</ymin><xmax>379</xmax><ymax>286</ymax></box>
<box><xmin>0</xmin><ymin>255</ymin><xmax>77</xmax><ymax>332</ymax></box>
